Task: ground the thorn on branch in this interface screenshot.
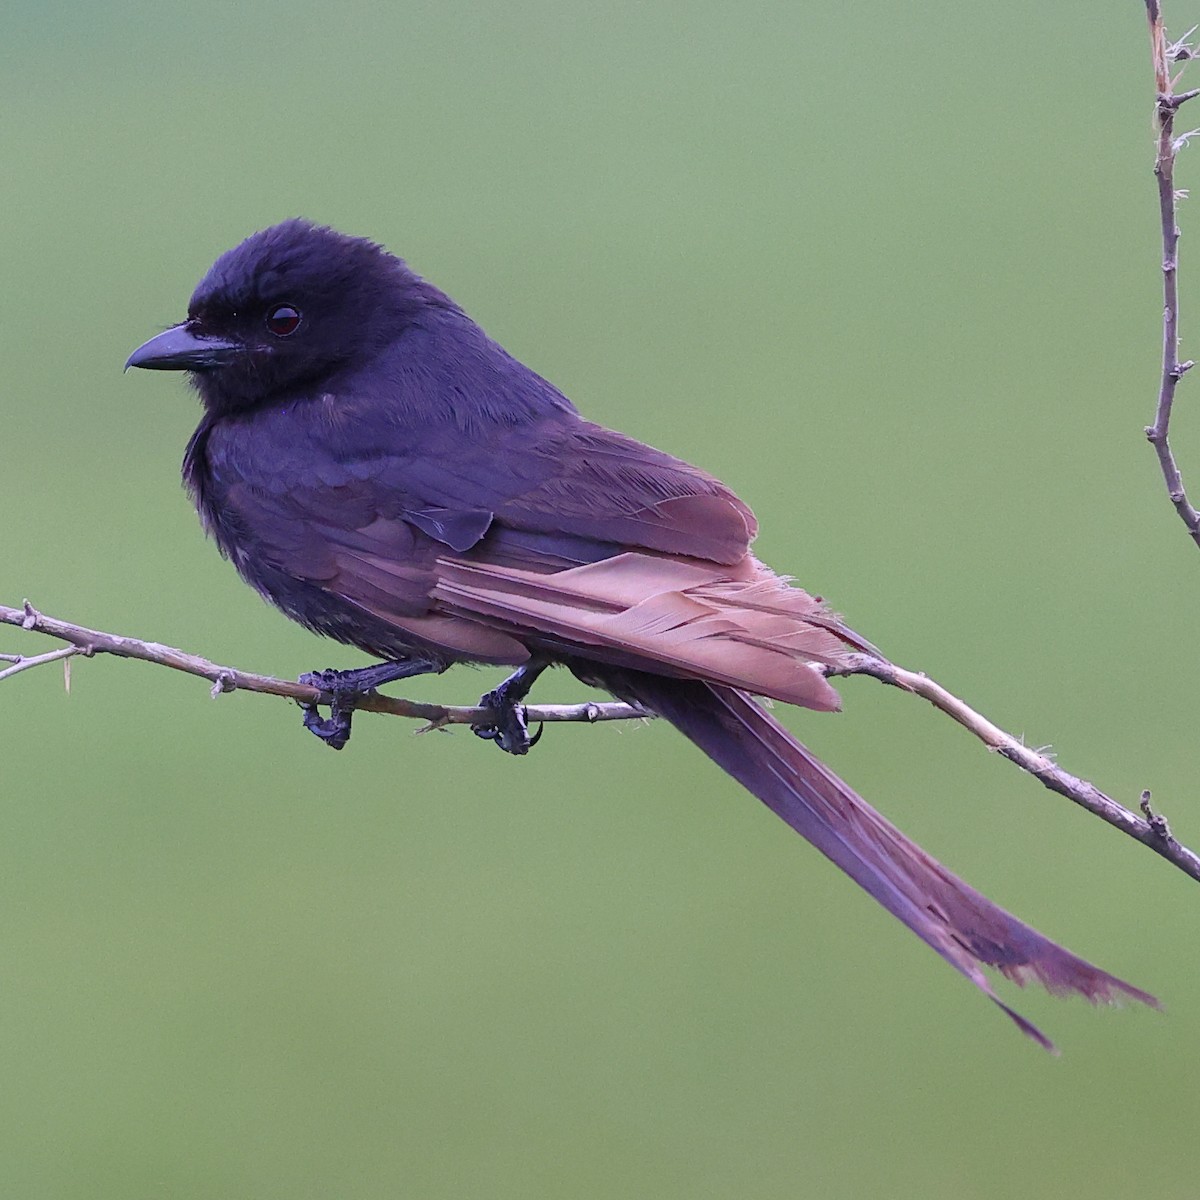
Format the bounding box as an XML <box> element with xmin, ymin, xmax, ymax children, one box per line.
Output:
<box><xmin>21</xmin><ymin>600</ymin><xmax>38</xmax><ymax>631</ymax></box>
<box><xmin>415</xmin><ymin>713</ymin><xmax>452</xmax><ymax>735</ymax></box>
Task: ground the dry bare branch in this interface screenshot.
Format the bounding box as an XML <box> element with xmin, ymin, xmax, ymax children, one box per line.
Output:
<box><xmin>822</xmin><ymin>655</ymin><xmax>1200</xmax><ymax>883</ymax></box>
<box><xmin>1144</xmin><ymin>0</ymin><xmax>1200</xmax><ymax>545</ymax></box>
<box><xmin>5</xmin><ymin>599</ymin><xmax>1196</xmax><ymax>884</ymax></box>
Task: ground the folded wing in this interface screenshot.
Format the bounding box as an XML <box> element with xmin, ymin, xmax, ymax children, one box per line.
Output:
<box><xmin>434</xmin><ymin>550</ymin><xmax>852</xmax><ymax>710</ymax></box>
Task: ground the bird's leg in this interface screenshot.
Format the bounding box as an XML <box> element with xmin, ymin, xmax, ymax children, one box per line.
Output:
<box><xmin>473</xmin><ymin>659</ymin><xmax>550</xmax><ymax>755</ymax></box>
<box><xmin>299</xmin><ymin>656</ymin><xmax>443</xmax><ymax>750</ymax></box>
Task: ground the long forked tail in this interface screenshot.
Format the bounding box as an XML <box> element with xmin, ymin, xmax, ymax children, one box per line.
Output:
<box><xmin>606</xmin><ymin>671</ymin><xmax>1157</xmax><ymax>1051</ymax></box>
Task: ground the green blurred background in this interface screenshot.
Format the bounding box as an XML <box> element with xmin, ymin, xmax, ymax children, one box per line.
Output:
<box><xmin>2</xmin><ymin>1</ymin><xmax>1197</xmax><ymax>1196</ymax></box>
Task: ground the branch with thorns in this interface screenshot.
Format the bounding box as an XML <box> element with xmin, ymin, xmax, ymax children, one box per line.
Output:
<box><xmin>1145</xmin><ymin>2</ymin><xmax>1200</xmax><ymax>545</ymax></box>
<box><xmin>5</xmin><ymin>598</ymin><xmax>1197</xmax><ymax>885</ymax></box>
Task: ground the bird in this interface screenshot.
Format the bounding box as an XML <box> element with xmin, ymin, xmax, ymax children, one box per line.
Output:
<box><xmin>126</xmin><ymin>218</ymin><xmax>1155</xmax><ymax>1050</ymax></box>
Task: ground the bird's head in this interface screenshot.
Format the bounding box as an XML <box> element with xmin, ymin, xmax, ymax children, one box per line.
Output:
<box><xmin>126</xmin><ymin>219</ymin><xmax>452</xmax><ymax>412</ymax></box>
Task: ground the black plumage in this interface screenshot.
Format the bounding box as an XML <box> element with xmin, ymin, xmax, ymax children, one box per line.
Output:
<box><xmin>127</xmin><ymin>219</ymin><xmax>1155</xmax><ymax>1050</ymax></box>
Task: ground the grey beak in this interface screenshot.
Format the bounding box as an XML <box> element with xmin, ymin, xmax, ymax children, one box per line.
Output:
<box><xmin>125</xmin><ymin>324</ymin><xmax>244</xmax><ymax>372</ymax></box>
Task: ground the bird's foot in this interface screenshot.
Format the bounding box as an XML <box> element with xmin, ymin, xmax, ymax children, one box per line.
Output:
<box><xmin>299</xmin><ymin>658</ymin><xmax>441</xmax><ymax>750</ymax></box>
<box><xmin>301</xmin><ymin>698</ymin><xmax>354</xmax><ymax>751</ymax></box>
<box><xmin>472</xmin><ymin>691</ymin><xmax>543</xmax><ymax>755</ymax></box>
<box><xmin>472</xmin><ymin>661</ymin><xmax>548</xmax><ymax>756</ymax></box>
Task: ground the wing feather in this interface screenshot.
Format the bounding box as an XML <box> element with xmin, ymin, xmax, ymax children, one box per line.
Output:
<box><xmin>199</xmin><ymin>399</ymin><xmax>829</xmax><ymax>680</ymax></box>
<box><xmin>433</xmin><ymin>552</ymin><xmax>852</xmax><ymax>709</ymax></box>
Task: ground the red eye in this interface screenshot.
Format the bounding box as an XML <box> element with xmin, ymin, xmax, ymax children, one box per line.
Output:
<box><xmin>265</xmin><ymin>305</ymin><xmax>301</xmax><ymax>337</ymax></box>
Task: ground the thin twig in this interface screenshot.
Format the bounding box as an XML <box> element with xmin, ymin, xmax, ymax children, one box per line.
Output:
<box><xmin>1144</xmin><ymin>0</ymin><xmax>1200</xmax><ymax>546</ymax></box>
<box><xmin>4</xmin><ymin>599</ymin><xmax>1197</xmax><ymax>883</ymax></box>
<box><xmin>0</xmin><ymin>644</ymin><xmax>84</xmax><ymax>683</ymax></box>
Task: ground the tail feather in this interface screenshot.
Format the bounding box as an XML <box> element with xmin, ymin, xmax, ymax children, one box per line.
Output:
<box><xmin>603</xmin><ymin>671</ymin><xmax>1156</xmax><ymax>1051</ymax></box>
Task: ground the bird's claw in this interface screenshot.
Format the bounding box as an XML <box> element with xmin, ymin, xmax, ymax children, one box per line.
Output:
<box><xmin>298</xmin><ymin>657</ymin><xmax>443</xmax><ymax>750</ymax></box>
<box><xmin>471</xmin><ymin>661</ymin><xmax>549</xmax><ymax>755</ymax></box>
<box><xmin>301</xmin><ymin>699</ymin><xmax>353</xmax><ymax>750</ymax></box>
<box><xmin>298</xmin><ymin>665</ymin><xmax>371</xmax><ymax>750</ymax></box>
<box><xmin>472</xmin><ymin>690</ymin><xmax>544</xmax><ymax>755</ymax></box>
